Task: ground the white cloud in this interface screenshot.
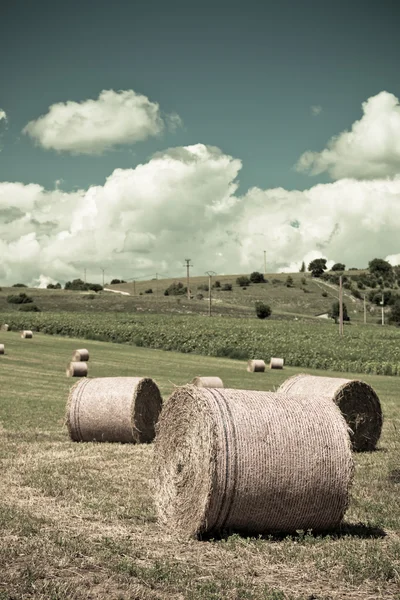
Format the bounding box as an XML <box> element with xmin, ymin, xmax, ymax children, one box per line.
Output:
<box><xmin>297</xmin><ymin>91</ymin><xmax>400</xmax><ymax>179</ymax></box>
<box><xmin>386</xmin><ymin>254</ymin><xmax>400</xmax><ymax>267</ymax></box>
<box><xmin>22</xmin><ymin>89</ymin><xmax>181</xmax><ymax>155</ymax></box>
<box><xmin>1</xmin><ymin>142</ymin><xmax>400</xmax><ymax>286</ymax></box>
<box><xmin>311</xmin><ymin>105</ymin><xmax>322</xmax><ymax>116</ymax></box>
<box><xmin>0</xmin><ymin>109</ymin><xmax>7</xmax><ymax>123</ymax></box>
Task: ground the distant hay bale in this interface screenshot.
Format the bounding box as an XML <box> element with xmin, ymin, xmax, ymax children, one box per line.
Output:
<box><xmin>247</xmin><ymin>359</ymin><xmax>265</xmax><ymax>372</ymax></box>
<box><xmin>0</xmin><ymin>344</ymin><xmax>4</xmax><ymax>355</ymax></box>
<box><xmin>270</xmin><ymin>357</ymin><xmax>284</xmax><ymax>369</ymax></box>
<box><xmin>72</xmin><ymin>348</ymin><xmax>89</xmax><ymax>362</ymax></box>
<box><xmin>192</xmin><ymin>376</ymin><xmax>224</xmax><ymax>388</ymax></box>
<box><xmin>154</xmin><ymin>385</ymin><xmax>354</xmax><ymax>538</ymax></box>
<box><xmin>1</xmin><ymin>324</ymin><xmax>9</xmax><ymax>331</ymax></box>
<box><xmin>66</xmin><ymin>377</ymin><xmax>163</xmax><ymax>443</ymax></box>
<box><xmin>21</xmin><ymin>330</ymin><xmax>33</xmax><ymax>339</ymax></box>
<box><xmin>66</xmin><ymin>361</ymin><xmax>88</xmax><ymax>378</ymax></box>
<box><xmin>278</xmin><ymin>374</ymin><xmax>382</xmax><ymax>452</ymax></box>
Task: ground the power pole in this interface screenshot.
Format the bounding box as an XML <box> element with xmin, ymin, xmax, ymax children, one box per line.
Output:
<box><xmin>339</xmin><ymin>275</ymin><xmax>344</xmax><ymax>336</ymax></box>
<box><xmin>381</xmin><ymin>293</ymin><xmax>385</xmax><ymax>326</ymax></box>
<box><xmin>205</xmin><ymin>271</ymin><xmax>217</xmax><ymax>316</ymax></box>
<box><xmin>101</xmin><ymin>268</ymin><xmax>105</xmax><ymax>287</ymax></box>
<box><xmin>132</xmin><ymin>279</ymin><xmax>136</xmax><ymax>296</ymax></box>
<box><xmin>184</xmin><ymin>259</ymin><xmax>193</xmax><ymax>300</ymax></box>
<box><xmin>364</xmin><ymin>294</ymin><xmax>367</xmax><ymax>324</ymax></box>
<box><xmin>264</xmin><ymin>251</ymin><xmax>267</xmax><ymax>276</ymax></box>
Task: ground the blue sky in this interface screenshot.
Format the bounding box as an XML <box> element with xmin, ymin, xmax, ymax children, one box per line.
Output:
<box><xmin>1</xmin><ymin>0</ymin><xmax>400</xmax><ymax>284</ymax></box>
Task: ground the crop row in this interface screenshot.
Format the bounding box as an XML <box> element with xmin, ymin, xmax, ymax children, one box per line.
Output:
<box><xmin>2</xmin><ymin>311</ymin><xmax>400</xmax><ymax>376</ymax></box>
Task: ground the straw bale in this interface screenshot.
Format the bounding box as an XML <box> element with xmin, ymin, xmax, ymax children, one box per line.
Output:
<box><xmin>1</xmin><ymin>324</ymin><xmax>9</xmax><ymax>331</ymax></box>
<box><xmin>66</xmin><ymin>361</ymin><xmax>88</xmax><ymax>378</ymax></box>
<box><xmin>154</xmin><ymin>385</ymin><xmax>354</xmax><ymax>538</ymax></box>
<box><xmin>72</xmin><ymin>348</ymin><xmax>89</xmax><ymax>362</ymax></box>
<box><xmin>192</xmin><ymin>376</ymin><xmax>224</xmax><ymax>388</ymax></box>
<box><xmin>66</xmin><ymin>377</ymin><xmax>163</xmax><ymax>443</ymax></box>
<box><xmin>0</xmin><ymin>344</ymin><xmax>4</xmax><ymax>355</ymax></box>
<box><xmin>278</xmin><ymin>374</ymin><xmax>382</xmax><ymax>452</ymax></box>
<box><xmin>247</xmin><ymin>359</ymin><xmax>265</xmax><ymax>372</ymax></box>
<box><xmin>270</xmin><ymin>357</ymin><xmax>284</xmax><ymax>369</ymax></box>
<box><xmin>21</xmin><ymin>330</ymin><xmax>33</xmax><ymax>339</ymax></box>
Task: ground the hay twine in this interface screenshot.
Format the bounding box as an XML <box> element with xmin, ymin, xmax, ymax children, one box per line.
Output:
<box><xmin>66</xmin><ymin>376</ymin><xmax>163</xmax><ymax>443</ymax></box>
<box><xmin>66</xmin><ymin>361</ymin><xmax>88</xmax><ymax>378</ymax></box>
<box><xmin>192</xmin><ymin>376</ymin><xmax>224</xmax><ymax>388</ymax></box>
<box><xmin>153</xmin><ymin>385</ymin><xmax>354</xmax><ymax>538</ymax></box>
<box><xmin>247</xmin><ymin>359</ymin><xmax>265</xmax><ymax>372</ymax></box>
<box><xmin>21</xmin><ymin>330</ymin><xmax>33</xmax><ymax>339</ymax></box>
<box><xmin>0</xmin><ymin>344</ymin><xmax>4</xmax><ymax>355</ymax></box>
<box><xmin>72</xmin><ymin>348</ymin><xmax>89</xmax><ymax>362</ymax></box>
<box><xmin>278</xmin><ymin>374</ymin><xmax>383</xmax><ymax>452</ymax></box>
<box><xmin>270</xmin><ymin>357</ymin><xmax>284</xmax><ymax>369</ymax></box>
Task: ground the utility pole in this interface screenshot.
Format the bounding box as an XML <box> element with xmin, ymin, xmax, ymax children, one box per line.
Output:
<box><xmin>101</xmin><ymin>268</ymin><xmax>105</xmax><ymax>287</ymax></box>
<box><xmin>363</xmin><ymin>294</ymin><xmax>367</xmax><ymax>324</ymax></box>
<box><xmin>339</xmin><ymin>275</ymin><xmax>344</xmax><ymax>336</ymax></box>
<box><xmin>264</xmin><ymin>251</ymin><xmax>267</xmax><ymax>276</ymax></box>
<box><xmin>132</xmin><ymin>279</ymin><xmax>136</xmax><ymax>296</ymax></box>
<box><xmin>184</xmin><ymin>259</ymin><xmax>193</xmax><ymax>300</ymax></box>
<box><xmin>381</xmin><ymin>293</ymin><xmax>385</xmax><ymax>326</ymax></box>
<box><xmin>205</xmin><ymin>271</ymin><xmax>217</xmax><ymax>316</ymax></box>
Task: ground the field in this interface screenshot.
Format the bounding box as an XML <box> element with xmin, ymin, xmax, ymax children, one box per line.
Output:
<box><xmin>0</xmin><ymin>332</ymin><xmax>399</xmax><ymax>599</ymax></box>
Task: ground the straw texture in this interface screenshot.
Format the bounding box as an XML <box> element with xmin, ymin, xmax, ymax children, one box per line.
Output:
<box><xmin>247</xmin><ymin>360</ymin><xmax>265</xmax><ymax>372</ymax></box>
<box><xmin>278</xmin><ymin>374</ymin><xmax>382</xmax><ymax>452</ymax></box>
<box><xmin>270</xmin><ymin>357</ymin><xmax>284</xmax><ymax>369</ymax></box>
<box><xmin>66</xmin><ymin>377</ymin><xmax>163</xmax><ymax>443</ymax></box>
<box><xmin>66</xmin><ymin>361</ymin><xmax>88</xmax><ymax>378</ymax></box>
<box><xmin>0</xmin><ymin>344</ymin><xmax>4</xmax><ymax>355</ymax></box>
<box><xmin>154</xmin><ymin>385</ymin><xmax>354</xmax><ymax>538</ymax></box>
<box><xmin>192</xmin><ymin>376</ymin><xmax>224</xmax><ymax>388</ymax></box>
<box><xmin>72</xmin><ymin>348</ymin><xmax>89</xmax><ymax>362</ymax></box>
<box><xmin>1</xmin><ymin>324</ymin><xmax>9</xmax><ymax>331</ymax></box>
<box><xmin>21</xmin><ymin>330</ymin><xmax>33</xmax><ymax>339</ymax></box>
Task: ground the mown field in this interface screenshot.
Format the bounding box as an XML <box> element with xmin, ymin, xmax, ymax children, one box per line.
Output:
<box><xmin>2</xmin><ymin>310</ymin><xmax>400</xmax><ymax>376</ymax></box>
<box><xmin>0</xmin><ymin>332</ymin><xmax>399</xmax><ymax>599</ymax></box>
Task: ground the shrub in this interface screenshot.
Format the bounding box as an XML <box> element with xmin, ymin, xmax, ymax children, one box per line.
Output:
<box><xmin>389</xmin><ymin>300</ymin><xmax>400</xmax><ymax>325</ymax></box>
<box><xmin>88</xmin><ymin>284</ymin><xmax>103</xmax><ymax>293</ymax></box>
<box><xmin>110</xmin><ymin>279</ymin><xmax>126</xmax><ymax>284</ymax></box>
<box><xmin>286</xmin><ymin>275</ymin><xmax>294</xmax><ymax>288</ymax></box>
<box><xmin>249</xmin><ymin>271</ymin><xmax>265</xmax><ymax>283</ymax></box>
<box><xmin>236</xmin><ymin>276</ymin><xmax>250</xmax><ymax>287</ymax></box>
<box><xmin>329</xmin><ymin>301</ymin><xmax>350</xmax><ymax>323</ymax></box>
<box><xmin>12</xmin><ymin>283</ymin><xmax>27</xmax><ymax>288</ymax></box>
<box><xmin>196</xmin><ymin>293</ymin><xmax>204</xmax><ymax>300</ymax></box>
<box><xmin>144</xmin><ymin>288</ymin><xmax>153</xmax><ymax>294</ymax></box>
<box><xmin>331</xmin><ymin>263</ymin><xmax>345</xmax><ymax>271</ymax></box>
<box><xmin>301</xmin><ymin>277</ymin><xmax>307</xmax><ymax>286</ymax></box>
<box><xmin>212</xmin><ymin>280</ymin><xmax>221</xmax><ymax>288</ymax></box>
<box><xmin>164</xmin><ymin>282</ymin><xmax>187</xmax><ymax>296</ymax></box>
<box><xmin>7</xmin><ymin>293</ymin><xmax>33</xmax><ymax>304</ymax></box>
<box><xmin>19</xmin><ymin>304</ymin><xmax>40</xmax><ymax>312</ymax></box>
<box><xmin>47</xmin><ymin>283</ymin><xmax>62</xmax><ymax>289</ymax></box>
<box><xmin>197</xmin><ymin>284</ymin><xmax>209</xmax><ymax>291</ymax></box>
<box><xmin>255</xmin><ymin>302</ymin><xmax>272</xmax><ymax>319</ymax></box>
<box><xmin>221</xmin><ymin>283</ymin><xmax>232</xmax><ymax>291</ymax></box>
<box><xmin>322</xmin><ymin>292</ymin><xmax>328</xmax><ymax>297</ymax></box>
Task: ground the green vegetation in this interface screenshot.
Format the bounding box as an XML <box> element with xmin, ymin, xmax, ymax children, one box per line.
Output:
<box><xmin>7</xmin><ymin>292</ymin><xmax>34</xmax><ymax>304</ymax></box>
<box><xmin>255</xmin><ymin>301</ymin><xmax>272</xmax><ymax>319</ymax></box>
<box><xmin>308</xmin><ymin>258</ymin><xmax>327</xmax><ymax>277</ymax></box>
<box><xmin>329</xmin><ymin>301</ymin><xmax>350</xmax><ymax>323</ymax></box>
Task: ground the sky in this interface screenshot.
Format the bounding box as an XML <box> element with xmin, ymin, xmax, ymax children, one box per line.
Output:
<box><xmin>1</xmin><ymin>0</ymin><xmax>400</xmax><ymax>286</ymax></box>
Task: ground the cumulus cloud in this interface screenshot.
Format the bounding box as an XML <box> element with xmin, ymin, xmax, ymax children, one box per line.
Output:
<box><xmin>311</xmin><ymin>105</ymin><xmax>322</xmax><ymax>116</ymax></box>
<box><xmin>1</xmin><ymin>142</ymin><xmax>400</xmax><ymax>286</ymax></box>
<box><xmin>0</xmin><ymin>109</ymin><xmax>7</xmax><ymax>123</ymax></box>
<box><xmin>386</xmin><ymin>254</ymin><xmax>400</xmax><ymax>267</ymax></box>
<box><xmin>22</xmin><ymin>89</ymin><xmax>181</xmax><ymax>155</ymax></box>
<box><xmin>297</xmin><ymin>91</ymin><xmax>400</xmax><ymax>179</ymax></box>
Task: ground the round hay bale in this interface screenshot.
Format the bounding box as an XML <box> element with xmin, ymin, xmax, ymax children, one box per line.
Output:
<box><xmin>192</xmin><ymin>376</ymin><xmax>224</xmax><ymax>388</ymax></box>
<box><xmin>72</xmin><ymin>348</ymin><xmax>89</xmax><ymax>362</ymax></box>
<box><xmin>21</xmin><ymin>330</ymin><xmax>33</xmax><ymax>339</ymax></box>
<box><xmin>278</xmin><ymin>374</ymin><xmax>382</xmax><ymax>452</ymax></box>
<box><xmin>247</xmin><ymin>359</ymin><xmax>265</xmax><ymax>372</ymax></box>
<box><xmin>154</xmin><ymin>385</ymin><xmax>354</xmax><ymax>538</ymax></box>
<box><xmin>270</xmin><ymin>357</ymin><xmax>284</xmax><ymax>369</ymax></box>
<box><xmin>66</xmin><ymin>377</ymin><xmax>163</xmax><ymax>443</ymax></box>
<box><xmin>1</xmin><ymin>324</ymin><xmax>9</xmax><ymax>331</ymax></box>
<box><xmin>66</xmin><ymin>361</ymin><xmax>88</xmax><ymax>378</ymax></box>
<box><xmin>0</xmin><ymin>344</ymin><xmax>4</xmax><ymax>355</ymax></box>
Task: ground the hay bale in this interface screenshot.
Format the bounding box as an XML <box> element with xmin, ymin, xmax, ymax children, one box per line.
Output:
<box><xmin>247</xmin><ymin>359</ymin><xmax>265</xmax><ymax>372</ymax></box>
<box><xmin>66</xmin><ymin>361</ymin><xmax>88</xmax><ymax>378</ymax></box>
<box><xmin>21</xmin><ymin>330</ymin><xmax>33</xmax><ymax>339</ymax></box>
<box><xmin>154</xmin><ymin>385</ymin><xmax>354</xmax><ymax>538</ymax></box>
<box><xmin>192</xmin><ymin>376</ymin><xmax>224</xmax><ymax>388</ymax></box>
<box><xmin>278</xmin><ymin>374</ymin><xmax>382</xmax><ymax>452</ymax></box>
<box><xmin>270</xmin><ymin>357</ymin><xmax>284</xmax><ymax>369</ymax></box>
<box><xmin>0</xmin><ymin>344</ymin><xmax>4</xmax><ymax>355</ymax></box>
<box><xmin>1</xmin><ymin>324</ymin><xmax>9</xmax><ymax>331</ymax></box>
<box><xmin>72</xmin><ymin>348</ymin><xmax>89</xmax><ymax>362</ymax></box>
<box><xmin>66</xmin><ymin>377</ymin><xmax>163</xmax><ymax>443</ymax></box>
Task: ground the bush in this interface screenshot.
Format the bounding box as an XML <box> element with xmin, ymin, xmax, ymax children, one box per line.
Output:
<box><xmin>19</xmin><ymin>304</ymin><xmax>40</xmax><ymax>312</ymax></box>
<box><xmin>255</xmin><ymin>302</ymin><xmax>272</xmax><ymax>319</ymax></box>
<box><xmin>249</xmin><ymin>271</ymin><xmax>265</xmax><ymax>283</ymax></box>
<box><xmin>110</xmin><ymin>279</ymin><xmax>126</xmax><ymax>284</ymax></box>
<box><xmin>286</xmin><ymin>275</ymin><xmax>294</xmax><ymax>288</ymax></box>
<box><xmin>12</xmin><ymin>283</ymin><xmax>27</xmax><ymax>288</ymax></box>
<box><xmin>331</xmin><ymin>263</ymin><xmax>345</xmax><ymax>271</ymax></box>
<box><xmin>212</xmin><ymin>280</ymin><xmax>221</xmax><ymax>288</ymax></box>
<box><xmin>7</xmin><ymin>293</ymin><xmax>33</xmax><ymax>304</ymax></box>
<box><xmin>389</xmin><ymin>300</ymin><xmax>400</xmax><ymax>325</ymax></box>
<box><xmin>144</xmin><ymin>288</ymin><xmax>153</xmax><ymax>294</ymax></box>
<box><xmin>236</xmin><ymin>276</ymin><xmax>250</xmax><ymax>287</ymax></box>
<box><xmin>221</xmin><ymin>283</ymin><xmax>232</xmax><ymax>291</ymax></box>
<box><xmin>197</xmin><ymin>284</ymin><xmax>209</xmax><ymax>291</ymax></box>
<box><xmin>329</xmin><ymin>301</ymin><xmax>350</xmax><ymax>323</ymax></box>
<box><xmin>164</xmin><ymin>282</ymin><xmax>187</xmax><ymax>296</ymax></box>
<box><xmin>196</xmin><ymin>293</ymin><xmax>204</xmax><ymax>300</ymax></box>
<box><xmin>47</xmin><ymin>283</ymin><xmax>61</xmax><ymax>289</ymax></box>
<box><xmin>352</xmin><ymin>288</ymin><xmax>362</xmax><ymax>299</ymax></box>
<box><xmin>322</xmin><ymin>292</ymin><xmax>328</xmax><ymax>297</ymax></box>
<box><xmin>301</xmin><ymin>277</ymin><xmax>307</xmax><ymax>286</ymax></box>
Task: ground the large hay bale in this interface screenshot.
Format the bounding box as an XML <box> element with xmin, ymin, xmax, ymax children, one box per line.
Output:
<box><xmin>154</xmin><ymin>385</ymin><xmax>354</xmax><ymax>538</ymax></box>
<box><xmin>192</xmin><ymin>376</ymin><xmax>224</xmax><ymax>388</ymax></box>
<box><xmin>0</xmin><ymin>344</ymin><xmax>4</xmax><ymax>355</ymax></box>
<box><xmin>72</xmin><ymin>348</ymin><xmax>89</xmax><ymax>362</ymax></box>
<box><xmin>278</xmin><ymin>374</ymin><xmax>382</xmax><ymax>452</ymax></box>
<box><xmin>270</xmin><ymin>357</ymin><xmax>284</xmax><ymax>369</ymax></box>
<box><xmin>247</xmin><ymin>359</ymin><xmax>265</xmax><ymax>372</ymax></box>
<box><xmin>66</xmin><ymin>361</ymin><xmax>88</xmax><ymax>378</ymax></box>
<box><xmin>1</xmin><ymin>324</ymin><xmax>9</xmax><ymax>331</ymax></box>
<box><xmin>21</xmin><ymin>330</ymin><xmax>33</xmax><ymax>339</ymax></box>
<box><xmin>66</xmin><ymin>377</ymin><xmax>163</xmax><ymax>443</ymax></box>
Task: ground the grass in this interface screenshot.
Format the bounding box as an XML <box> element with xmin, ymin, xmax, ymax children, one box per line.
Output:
<box><xmin>0</xmin><ymin>332</ymin><xmax>399</xmax><ymax>599</ymax></box>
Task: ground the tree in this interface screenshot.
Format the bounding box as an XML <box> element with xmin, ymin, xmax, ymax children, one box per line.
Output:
<box><xmin>308</xmin><ymin>258</ymin><xmax>327</xmax><ymax>278</ymax></box>
<box><xmin>255</xmin><ymin>302</ymin><xmax>272</xmax><ymax>319</ymax></box>
<box><xmin>331</xmin><ymin>263</ymin><xmax>345</xmax><ymax>272</ymax></box>
<box><xmin>236</xmin><ymin>276</ymin><xmax>251</xmax><ymax>287</ymax></box>
<box><xmin>249</xmin><ymin>271</ymin><xmax>265</xmax><ymax>283</ymax></box>
<box><xmin>329</xmin><ymin>301</ymin><xmax>350</xmax><ymax>324</ymax></box>
<box><xmin>164</xmin><ymin>282</ymin><xmax>187</xmax><ymax>296</ymax></box>
<box><xmin>389</xmin><ymin>300</ymin><xmax>400</xmax><ymax>326</ymax></box>
<box><xmin>368</xmin><ymin>258</ymin><xmax>393</xmax><ymax>278</ymax></box>
<box><xmin>300</xmin><ymin>261</ymin><xmax>306</xmax><ymax>272</ymax></box>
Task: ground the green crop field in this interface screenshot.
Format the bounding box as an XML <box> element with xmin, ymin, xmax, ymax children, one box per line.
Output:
<box><xmin>0</xmin><ymin>332</ymin><xmax>399</xmax><ymax>599</ymax></box>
